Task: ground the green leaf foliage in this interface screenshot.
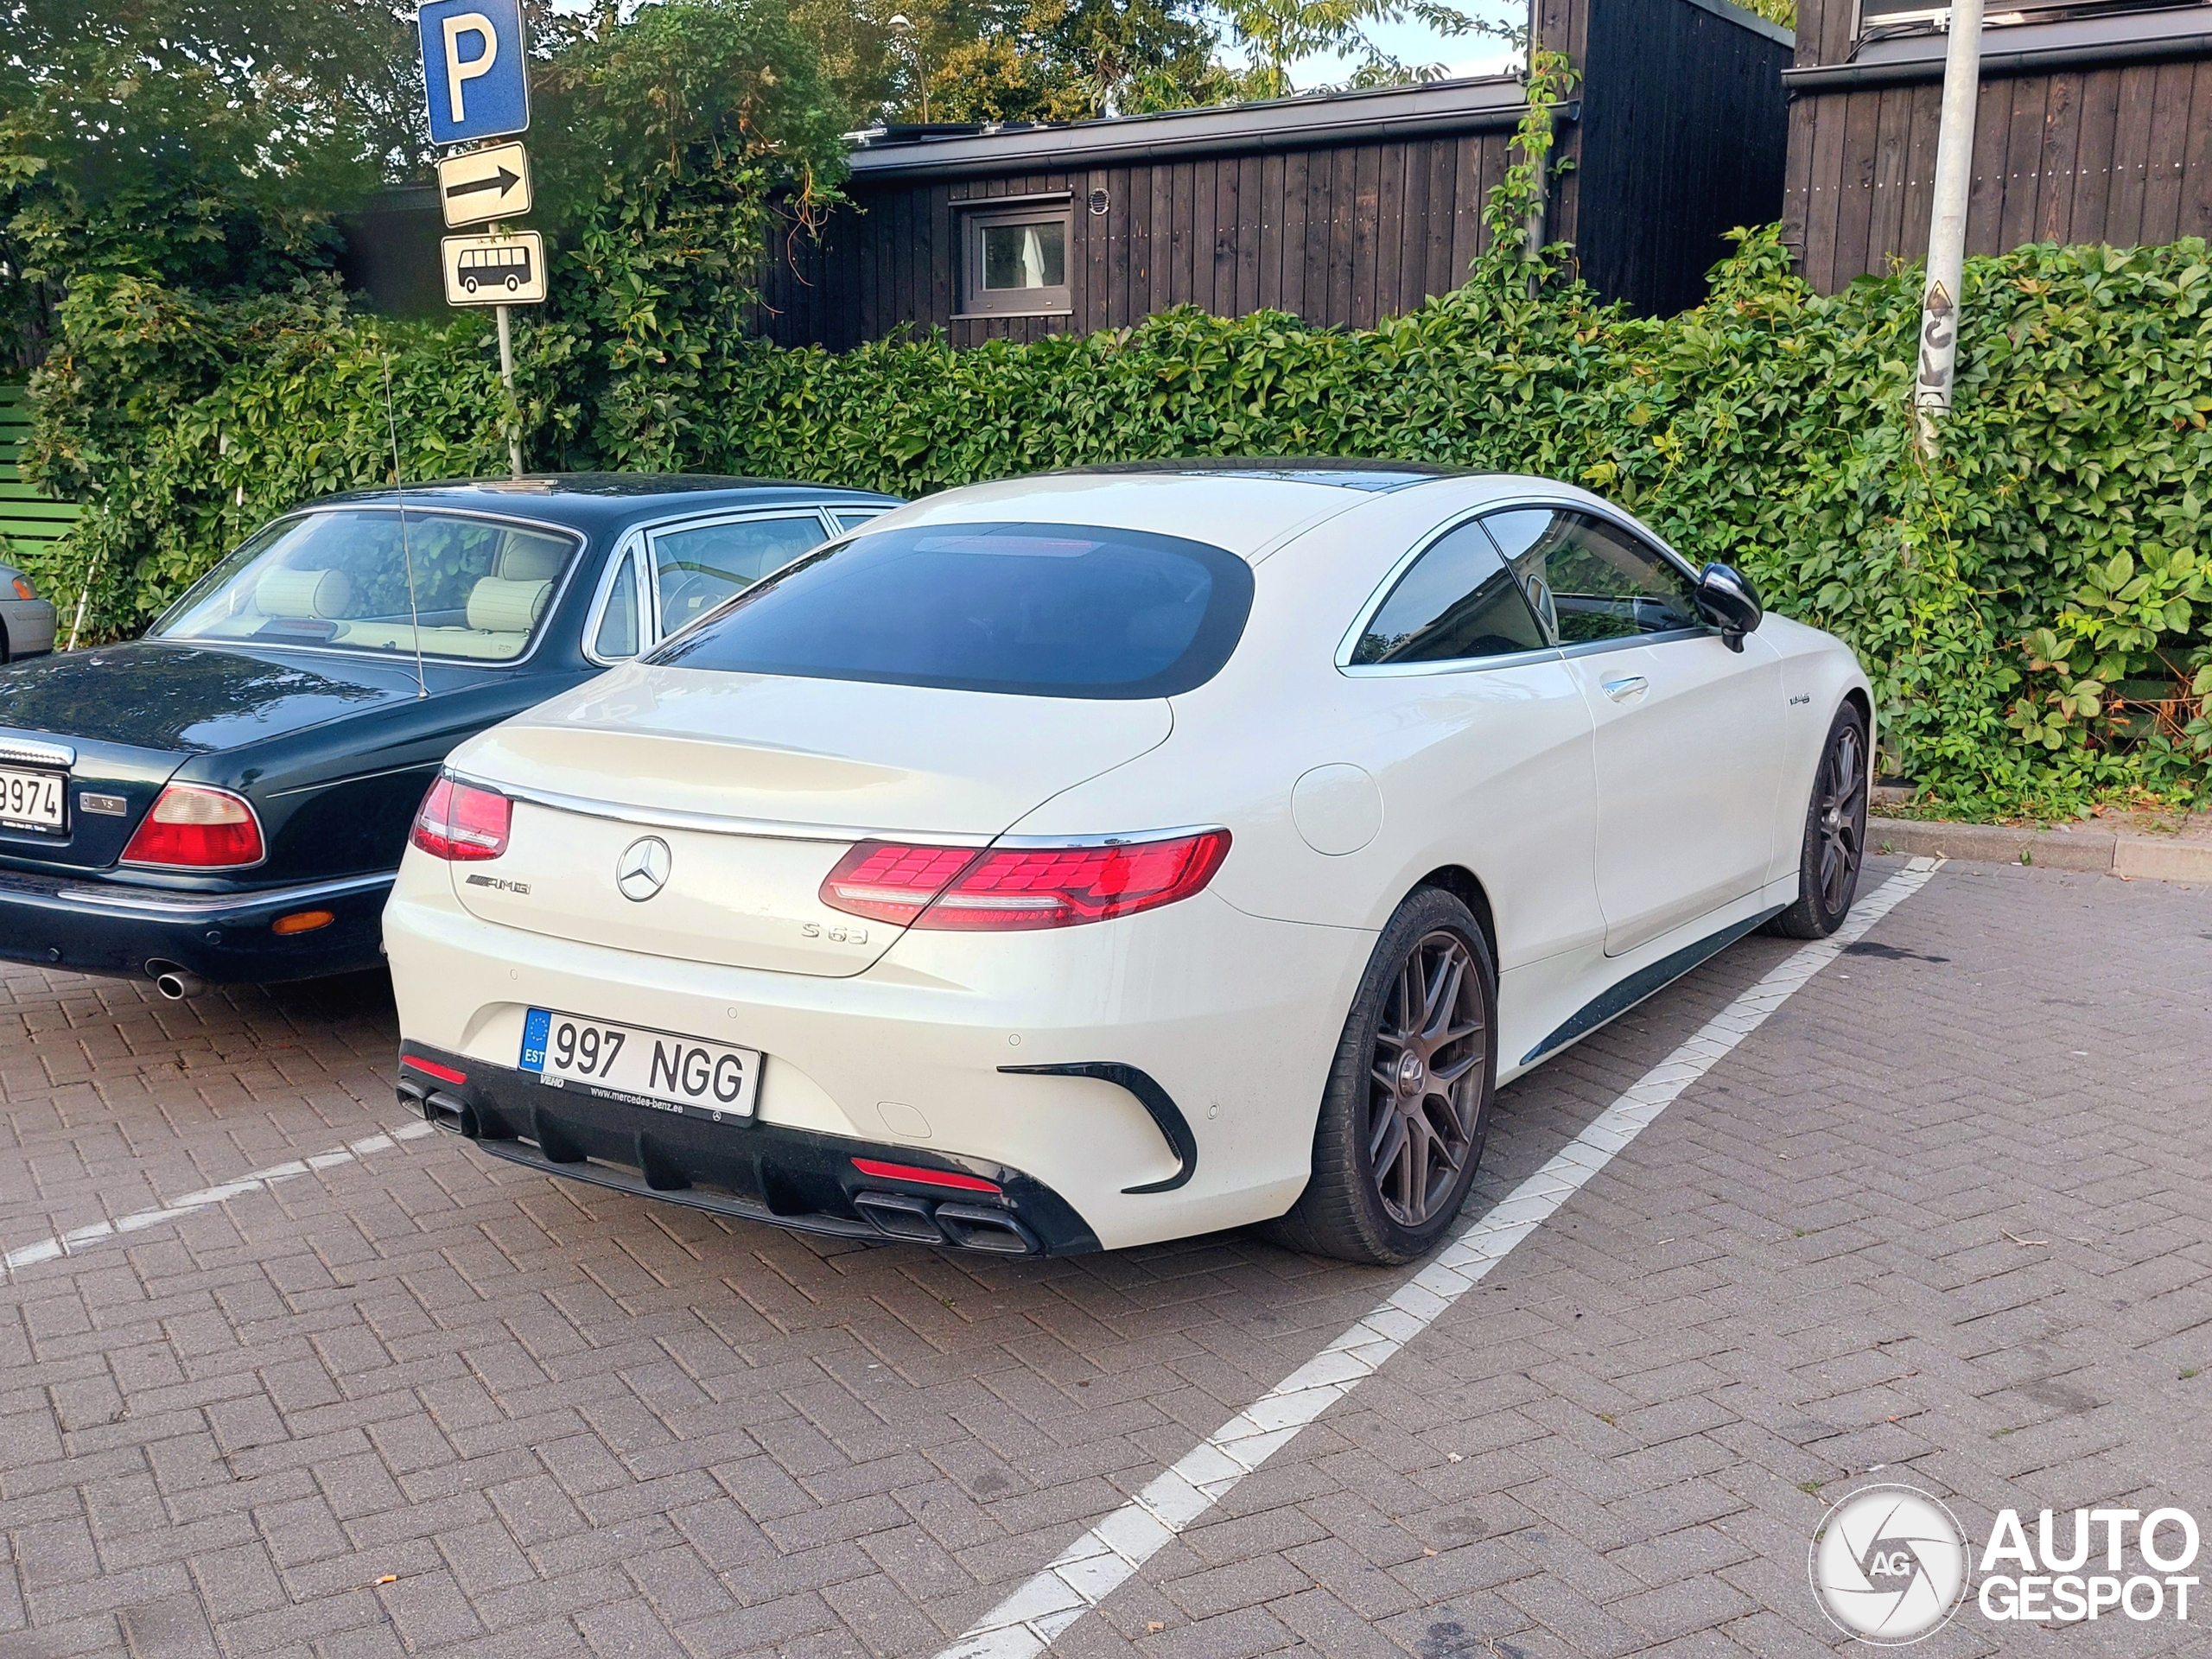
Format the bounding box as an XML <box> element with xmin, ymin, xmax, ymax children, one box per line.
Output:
<box><xmin>19</xmin><ymin>111</ymin><xmax>2212</xmax><ymax>819</ymax></box>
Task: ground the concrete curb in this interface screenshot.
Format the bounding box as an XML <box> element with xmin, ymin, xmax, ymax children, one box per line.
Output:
<box><xmin>1868</xmin><ymin>816</ymin><xmax>2212</xmax><ymax>884</ymax></box>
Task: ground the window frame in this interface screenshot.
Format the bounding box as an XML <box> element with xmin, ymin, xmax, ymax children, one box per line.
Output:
<box><xmin>1336</xmin><ymin>497</ymin><xmax>1713</xmax><ymax>676</ymax></box>
<box><xmin>639</xmin><ymin>506</ymin><xmax>845</xmax><ymax>647</ymax></box>
<box><xmin>147</xmin><ymin>505</ymin><xmax>588</xmax><ymax>671</ymax></box>
<box><xmin>580</xmin><ymin>529</ymin><xmax>650</xmax><ymax>667</ymax></box>
<box><xmin>957</xmin><ymin>197</ymin><xmax>1075</xmax><ymax>320</ymax></box>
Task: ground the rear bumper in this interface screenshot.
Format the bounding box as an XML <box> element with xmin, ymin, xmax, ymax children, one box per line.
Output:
<box><xmin>397</xmin><ymin>1045</ymin><xmax>1103</xmax><ymax>1255</ymax></box>
<box><xmin>0</xmin><ymin>867</ymin><xmax>392</xmax><ymax>982</ymax></box>
<box><xmin>384</xmin><ymin>853</ymin><xmax>1368</xmax><ymax>1251</ymax></box>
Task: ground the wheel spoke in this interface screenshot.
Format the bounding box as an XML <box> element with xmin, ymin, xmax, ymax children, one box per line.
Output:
<box><xmin>1370</xmin><ymin>1101</ymin><xmax>1405</xmax><ymax>1170</ymax></box>
<box><xmin>1403</xmin><ymin>1113</ymin><xmax>1429</xmax><ymax>1217</ymax></box>
<box><xmin>1431</xmin><ymin>1052</ymin><xmax>1482</xmax><ymax>1087</ymax></box>
<box><xmin>1424</xmin><ymin>954</ymin><xmax>1466</xmax><ymax>1043</ymax></box>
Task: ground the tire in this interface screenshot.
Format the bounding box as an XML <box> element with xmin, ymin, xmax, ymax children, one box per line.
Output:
<box><xmin>1764</xmin><ymin>702</ymin><xmax>1870</xmax><ymax>940</ymax></box>
<box><xmin>1268</xmin><ymin>888</ymin><xmax>1499</xmax><ymax>1265</ymax></box>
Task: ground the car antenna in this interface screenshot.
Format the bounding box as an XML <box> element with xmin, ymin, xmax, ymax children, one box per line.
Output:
<box><xmin>381</xmin><ymin>353</ymin><xmax>429</xmax><ymax>701</ymax></box>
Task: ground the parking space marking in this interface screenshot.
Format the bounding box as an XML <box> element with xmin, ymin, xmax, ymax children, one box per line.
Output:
<box><xmin>1</xmin><ymin>1117</ymin><xmax>439</xmax><ymax>1276</ymax></box>
<box><xmin>937</xmin><ymin>858</ymin><xmax>1944</xmax><ymax>1659</ymax></box>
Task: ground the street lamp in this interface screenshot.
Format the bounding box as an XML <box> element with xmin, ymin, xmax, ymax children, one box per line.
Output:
<box><xmin>888</xmin><ymin>14</ymin><xmax>929</xmax><ymax>124</ymax></box>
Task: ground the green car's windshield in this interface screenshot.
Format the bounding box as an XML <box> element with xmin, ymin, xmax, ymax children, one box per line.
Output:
<box><xmin>152</xmin><ymin>510</ymin><xmax>579</xmax><ymax>663</ymax></box>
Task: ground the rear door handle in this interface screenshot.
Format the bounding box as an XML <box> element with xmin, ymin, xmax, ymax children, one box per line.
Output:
<box><xmin>1601</xmin><ymin>675</ymin><xmax>1649</xmax><ymax>703</ymax></box>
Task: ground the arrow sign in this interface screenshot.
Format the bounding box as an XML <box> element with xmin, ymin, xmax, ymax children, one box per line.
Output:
<box><xmin>435</xmin><ymin>141</ymin><xmax>532</xmax><ymax>228</ymax></box>
<box><xmin>448</xmin><ymin>166</ymin><xmax>518</xmax><ymax>200</ymax></box>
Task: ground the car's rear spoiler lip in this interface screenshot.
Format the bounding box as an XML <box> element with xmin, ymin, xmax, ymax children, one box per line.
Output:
<box><xmin>452</xmin><ymin>769</ymin><xmax>1001</xmax><ymax>849</ymax></box>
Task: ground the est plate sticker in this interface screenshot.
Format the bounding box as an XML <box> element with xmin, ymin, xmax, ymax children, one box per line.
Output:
<box><xmin>520</xmin><ymin>1008</ymin><xmax>760</xmax><ymax>1119</ymax></box>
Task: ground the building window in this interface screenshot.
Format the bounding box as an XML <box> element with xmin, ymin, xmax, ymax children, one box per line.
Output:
<box><xmin>961</xmin><ymin>201</ymin><xmax>1072</xmax><ymax>317</ymax></box>
<box><xmin>1856</xmin><ymin>0</ymin><xmax>2160</xmax><ymax>35</ymax></box>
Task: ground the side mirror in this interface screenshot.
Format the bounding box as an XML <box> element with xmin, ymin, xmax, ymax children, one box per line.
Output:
<box><xmin>1695</xmin><ymin>562</ymin><xmax>1763</xmax><ymax>652</ymax></box>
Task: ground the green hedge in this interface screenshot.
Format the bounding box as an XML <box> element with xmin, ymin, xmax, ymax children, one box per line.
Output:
<box><xmin>22</xmin><ymin>227</ymin><xmax>2212</xmax><ymax>819</ymax></box>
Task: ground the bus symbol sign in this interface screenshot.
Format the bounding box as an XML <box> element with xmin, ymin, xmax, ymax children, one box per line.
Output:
<box><xmin>441</xmin><ymin>232</ymin><xmax>546</xmax><ymax>307</ymax></box>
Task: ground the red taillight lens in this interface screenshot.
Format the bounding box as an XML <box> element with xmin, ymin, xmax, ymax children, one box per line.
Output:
<box><xmin>819</xmin><ymin>830</ymin><xmax>1230</xmax><ymax>932</ymax></box>
<box><xmin>817</xmin><ymin>841</ymin><xmax>987</xmax><ymax>925</ymax></box>
<box><xmin>119</xmin><ymin>785</ymin><xmax>265</xmax><ymax>868</ymax></box>
<box><xmin>409</xmin><ymin>777</ymin><xmax>512</xmax><ymax>861</ymax></box>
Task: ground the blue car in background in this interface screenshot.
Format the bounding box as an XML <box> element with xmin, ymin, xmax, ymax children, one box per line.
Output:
<box><xmin>0</xmin><ymin>474</ymin><xmax>898</xmax><ymax>996</ymax></box>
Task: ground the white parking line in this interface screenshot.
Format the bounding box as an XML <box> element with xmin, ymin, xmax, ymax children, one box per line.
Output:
<box><xmin>1</xmin><ymin>1118</ymin><xmax>440</xmax><ymax>1276</ymax></box>
<box><xmin>937</xmin><ymin>858</ymin><xmax>1944</xmax><ymax>1659</ymax></box>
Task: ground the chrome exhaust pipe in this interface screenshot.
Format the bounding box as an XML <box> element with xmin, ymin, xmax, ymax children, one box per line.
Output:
<box><xmin>148</xmin><ymin>963</ymin><xmax>206</xmax><ymax>1001</ymax></box>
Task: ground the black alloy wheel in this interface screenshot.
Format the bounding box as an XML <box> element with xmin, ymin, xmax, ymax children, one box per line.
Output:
<box><xmin>1368</xmin><ymin>929</ymin><xmax>1487</xmax><ymax>1229</ymax></box>
<box><xmin>1766</xmin><ymin>702</ymin><xmax>1870</xmax><ymax>939</ymax></box>
<box><xmin>1269</xmin><ymin>887</ymin><xmax>1498</xmax><ymax>1265</ymax></box>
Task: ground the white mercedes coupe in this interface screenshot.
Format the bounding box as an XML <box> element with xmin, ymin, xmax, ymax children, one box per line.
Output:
<box><xmin>385</xmin><ymin>462</ymin><xmax>1872</xmax><ymax>1265</ymax></box>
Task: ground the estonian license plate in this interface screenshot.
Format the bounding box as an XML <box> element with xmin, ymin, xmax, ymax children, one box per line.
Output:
<box><xmin>518</xmin><ymin>1008</ymin><xmax>761</xmax><ymax>1120</ymax></box>
<box><xmin>0</xmin><ymin>766</ymin><xmax>66</xmax><ymax>832</ymax></box>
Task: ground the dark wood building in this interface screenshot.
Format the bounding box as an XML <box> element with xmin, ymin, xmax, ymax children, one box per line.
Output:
<box><xmin>1783</xmin><ymin>0</ymin><xmax>2212</xmax><ymax>292</ymax></box>
<box><xmin>753</xmin><ymin>0</ymin><xmax>1794</xmax><ymax>349</ymax></box>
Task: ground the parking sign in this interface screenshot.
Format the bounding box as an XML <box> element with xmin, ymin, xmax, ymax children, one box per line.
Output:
<box><xmin>418</xmin><ymin>0</ymin><xmax>531</xmax><ymax>147</ymax></box>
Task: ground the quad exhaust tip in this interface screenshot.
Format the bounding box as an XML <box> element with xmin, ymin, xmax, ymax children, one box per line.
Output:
<box><xmin>146</xmin><ymin>962</ymin><xmax>206</xmax><ymax>1001</ymax></box>
<box><xmin>853</xmin><ymin>1189</ymin><xmax>1039</xmax><ymax>1255</ymax></box>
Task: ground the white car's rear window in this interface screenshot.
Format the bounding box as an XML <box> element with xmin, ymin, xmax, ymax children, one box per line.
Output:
<box><xmin>650</xmin><ymin>521</ymin><xmax>1255</xmax><ymax>699</ymax></box>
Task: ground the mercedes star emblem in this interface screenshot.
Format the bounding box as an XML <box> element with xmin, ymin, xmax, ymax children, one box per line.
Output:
<box><xmin>615</xmin><ymin>836</ymin><xmax>672</xmax><ymax>902</ymax></box>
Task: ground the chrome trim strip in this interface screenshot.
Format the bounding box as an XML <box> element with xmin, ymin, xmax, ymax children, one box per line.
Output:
<box><xmin>1556</xmin><ymin>627</ymin><xmax>1707</xmax><ymax>660</ymax></box>
<box><xmin>51</xmin><ymin>871</ymin><xmax>393</xmax><ymax>917</ymax></box>
<box><xmin>991</xmin><ymin>823</ymin><xmax>1230</xmax><ymax>849</ymax></box>
<box><xmin>1338</xmin><ymin>645</ymin><xmax>1564</xmax><ymax>679</ymax></box>
<box><xmin>465</xmin><ymin>773</ymin><xmax>996</xmax><ymax>847</ymax></box>
<box><xmin>0</xmin><ymin>738</ymin><xmax>77</xmax><ymax>769</ymax></box>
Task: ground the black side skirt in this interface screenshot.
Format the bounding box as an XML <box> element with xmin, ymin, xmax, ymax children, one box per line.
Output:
<box><xmin>1520</xmin><ymin>905</ymin><xmax>1786</xmax><ymax>1067</ymax></box>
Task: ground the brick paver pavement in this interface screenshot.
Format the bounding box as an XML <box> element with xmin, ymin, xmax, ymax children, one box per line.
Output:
<box><xmin>3</xmin><ymin>855</ymin><xmax>2208</xmax><ymax>1657</ymax></box>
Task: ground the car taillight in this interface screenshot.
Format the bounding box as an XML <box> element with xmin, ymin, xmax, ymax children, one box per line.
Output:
<box><xmin>119</xmin><ymin>785</ymin><xmax>265</xmax><ymax>868</ymax></box>
<box><xmin>410</xmin><ymin>777</ymin><xmax>512</xmax><ymax>861</ymax></box>
<box><xmin>819</xmin><ymin>830</ymin><xmax>1230</xmax><ymax>931</ymax></box>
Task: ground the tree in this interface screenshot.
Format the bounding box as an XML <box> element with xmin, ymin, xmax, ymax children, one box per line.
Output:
<box><xmin>0</xmin><ymin>1</ymin><xmax>420</xmax><ymax>367</ymax></box>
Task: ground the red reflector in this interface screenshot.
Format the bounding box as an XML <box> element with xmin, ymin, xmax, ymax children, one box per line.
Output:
<box><xmin>410</xmin><ymin>777</ymin><xmax>512</xmax><ymax>861</ymax></box>
<box><xmin>822</xmin><ymin>831</ymin><xmax>1231</xmax><ymax>931</ymax></box>
<box><xmin>120</xmin><ymin>785</ymin><xmax>266</xmax><ymax>869</ymax></box>
<box><xmin>402</xmin><ymin>1054</ymin><xmax>467</xmax><ymax>1086</ymax></box>
<box><xmin>851</xmin><ymin>1158</ymin><xmax>1002</xmax><ymax>1195</ymax></box>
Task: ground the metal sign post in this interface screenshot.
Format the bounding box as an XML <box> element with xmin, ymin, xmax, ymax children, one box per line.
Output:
<box><xmin>1914</xmin><ymin>0</ymin><xmax>1985</xmax><ymax>455</ymax></box>
<box><xmin>497</xmin><ymin>303</ymin><xmax>522</xmax><ymax>478</ymax></box>
<box><xmin>418</xmin><ymin>0</ymin><xmax>537</xmax><ymax>479</ymax></box>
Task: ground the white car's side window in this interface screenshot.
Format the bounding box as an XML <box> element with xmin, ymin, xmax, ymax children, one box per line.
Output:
<box><xmin>1347</xmin><ymin>519</ymin><xmax>1551</xmax><ymax>669</ymax></box>
<box><xmin>1484</xmin><ymin>508</ymin><xmax>1700</xmax><ymax>650</ymax></box>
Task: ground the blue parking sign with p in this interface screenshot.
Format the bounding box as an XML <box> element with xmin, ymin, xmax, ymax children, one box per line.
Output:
<box><xmin>418</xmin><ymin>0</ymin><xmax>531</xmax><ymax>146</ymax></box>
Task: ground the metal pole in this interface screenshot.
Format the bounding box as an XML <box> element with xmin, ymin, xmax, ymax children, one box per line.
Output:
<box><xmin>495</xmin><ymin>302</ymin><xmax>523</xmax><ymax>478</ymax></box>
<box><xmin>1914</xmin><ymin>0</ymin><xmax>1985</xmax><ymax>454</ymax></box>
